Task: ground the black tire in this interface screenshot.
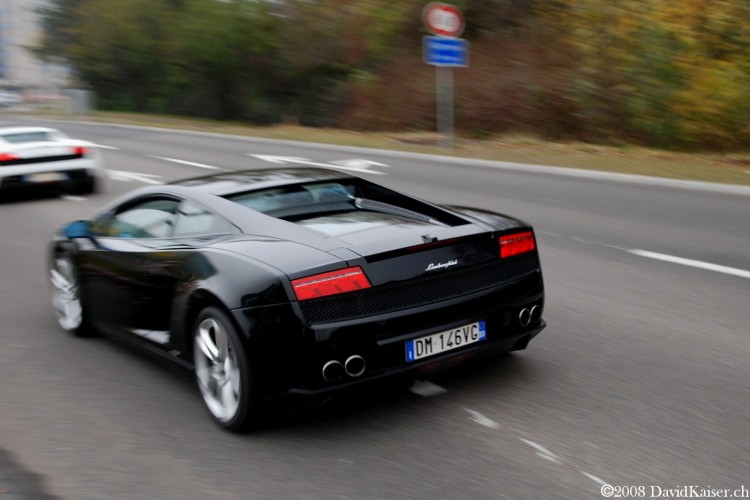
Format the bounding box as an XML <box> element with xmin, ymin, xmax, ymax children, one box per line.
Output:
<box><xmin>192</xmin><ymin>306</ymin><xmax>258</xmax><ymax>431</ymax></box>
<box><xmin>49</xmin><ymin>254</ymin><xmax>94</xmax><ymax>337</ymax></box>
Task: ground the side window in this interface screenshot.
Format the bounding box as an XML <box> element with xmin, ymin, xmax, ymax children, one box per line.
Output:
<box><xmin>92</xmin><ymin>198</ymin><xmax>180</xmax><ymax>238</ymax></box>
<box><xmin>172</xmin><ymin>201</ymin><xmax>234</xmax><ymax>237</ymax></box>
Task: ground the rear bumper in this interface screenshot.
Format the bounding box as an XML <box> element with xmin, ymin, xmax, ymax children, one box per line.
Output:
<box><xmin>0</xmin><ymin>156</ymin><xmax>100</xmax><ymax>177</ymax></box>
<box><xmin>284</xmin><ymin>320</ymin><xmax>545</xmax><ymax>397</ymax></box>
<box><xmin>0</xmin><ymin>162</ymin><xmax>101</xmax><ymax>193</ymax></box>
<box><xmin>232</xmin><ymin>270</ymin><xmax>546</xmax><ymax>399</ymax></box>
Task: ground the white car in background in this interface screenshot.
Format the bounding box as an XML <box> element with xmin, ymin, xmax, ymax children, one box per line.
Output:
<box><xmin>0</xmin><ymin>91</ymin><xmax>23</xmax><ymax>107</ymax></box>
<box><xmin>0</xmin><ymin>126</ymin><xmax>103</xmax><ymax>196</ymax></box>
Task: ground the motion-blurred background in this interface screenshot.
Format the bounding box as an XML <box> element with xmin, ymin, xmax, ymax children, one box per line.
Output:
<box><xmin>2</xmin><ymin>0</ymin><xmax>749</xmax><ymax>150</ymax></box>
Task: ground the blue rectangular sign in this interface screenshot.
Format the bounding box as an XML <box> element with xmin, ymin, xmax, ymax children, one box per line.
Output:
<box><xmin>423</xmin><ymin>36</ymin><xmax>469</xmax><ymax>67</ymax></box>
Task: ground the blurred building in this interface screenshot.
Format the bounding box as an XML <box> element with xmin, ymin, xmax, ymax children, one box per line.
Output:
<box><xmin>0</xmin><ymin>0</ymin><xmax>68</xmax><ymax>88</ymax></box>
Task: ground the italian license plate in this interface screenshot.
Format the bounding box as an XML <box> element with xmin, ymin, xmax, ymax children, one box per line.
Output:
<box><xmin>26</xmin><ymin>172</ymin><xmax>66</xmax><ymax>183</ymax></box>
<box><xmin>405</xmin><ymin>320</ymin><xmax>486</xmax><ymax>363</ymax></box>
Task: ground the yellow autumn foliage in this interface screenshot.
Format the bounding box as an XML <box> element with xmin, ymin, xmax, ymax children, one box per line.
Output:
<box><xmin>543</xmin><ymin>0</ymin><xmax>750</xmax><ymax>147</ymax></box>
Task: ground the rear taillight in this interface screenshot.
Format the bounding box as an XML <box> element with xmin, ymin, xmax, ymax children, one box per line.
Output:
<box><xmin>291</xmin><ymin>266</ymin><xmax>371</xmax><ymax>301</ymax></box>
<box><xmin>0</xmin><ymin>152</ymin><xmax>19</xmax><ymax>163</ymax></box>
<box><xmin>73</xmin><ymin>146</ymin><xmax>89</xmax><ymax>157</ymax></box>
<box><xmin>499</xmin><ymin>231</ymin><xmax>536</xmax><ymax>258</ymax></box>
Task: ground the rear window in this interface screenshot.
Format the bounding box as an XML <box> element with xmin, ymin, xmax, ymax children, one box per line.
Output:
<box><xmin>0</xmin><ymin>130</ymin><xmax>64</xmax><ymax>143</ymax></box>
<box><xmin>228</xmin><ymin>182</ymin><xmax>355</xmax><ymax>215</ymax></box>
<box><xmin>225</xmin><ymin>179</ymin><xmax>467</xmax><ymax>227</ymax></box>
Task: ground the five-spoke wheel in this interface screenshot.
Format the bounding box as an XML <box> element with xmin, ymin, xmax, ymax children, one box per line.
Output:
<box><xmin>193</xmin><ymin>307</ymin><xmax>254</xmax><ymax>431</ymax></box>
<box><xmin>49</xmin><ymin>256</ymin><xmax>90</xmax><ymax>336</ymax></box>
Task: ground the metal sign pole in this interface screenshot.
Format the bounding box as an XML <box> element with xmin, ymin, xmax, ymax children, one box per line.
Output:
<box><xmin>436</xmin><ymin>66</ymin><xmax>454</xmax><ymax>149</ymax></box>
<box><xmin>423</xmin><ymin>3</ymin><xmax>466</xmax><ymax>150</ymax></box>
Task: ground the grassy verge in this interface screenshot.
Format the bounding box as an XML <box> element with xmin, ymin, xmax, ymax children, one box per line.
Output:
<box><xmin>21</xmin><ymin>109</ymin><xmax>750</xmax><ymax>186</ymax></box>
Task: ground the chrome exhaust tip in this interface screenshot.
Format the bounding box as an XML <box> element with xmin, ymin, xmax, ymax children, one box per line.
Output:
<box><xmin>322</xmin><ymin>360</ymin><xmax>344</xmax><ymax>382</ymax></box>
<box><xmin>530</xmin><ymin>305</ymin><xmax>542</xmax><ymax>323</ymax></box>
<box><xmin>519</xmin><ymin>308</ymin><xmax>531</xmax><ymax>327</ymax></box>
<box><xmin>344</xmin><ymin>355</ymin><xmax>366</xmax><ymax>378</ymax></box>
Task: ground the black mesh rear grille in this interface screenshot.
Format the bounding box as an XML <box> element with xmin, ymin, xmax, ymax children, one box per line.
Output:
<box><xmin>299</xmin><ymin>253</ymin><xmax>539</xmax><ymax>324</ymax></box>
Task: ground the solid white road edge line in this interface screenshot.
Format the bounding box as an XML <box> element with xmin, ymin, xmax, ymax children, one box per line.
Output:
<box><xmin>152</xmin><ymin>156</ymin><xmax>220</xmax><ymax>170</ymax></box>
<box><xmin>629</xmin><ymin>250</ymin><xmax>750</xmax><ymax>279</ymax></box>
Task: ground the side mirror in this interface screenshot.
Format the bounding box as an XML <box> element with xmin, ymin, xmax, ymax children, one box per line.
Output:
<box><xmin>62</xmin><ymin>220</ymin><xmax>93</xmax><ymax>239</ymax></box>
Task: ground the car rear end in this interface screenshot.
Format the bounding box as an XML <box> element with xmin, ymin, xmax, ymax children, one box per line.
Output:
<box><xmin>282</xmin><ymin>226</ymin><xmax>544</xmax><ymax>396</ymax></box>
<box><xmin>211</xmin><ymin>171</ymin><xmax>546</xmax><ymax>401</ymax></box>
<box><xmin>0</xmin><ymin>129</ymin><xmax>102</xmax><ymax>195</ymax></box>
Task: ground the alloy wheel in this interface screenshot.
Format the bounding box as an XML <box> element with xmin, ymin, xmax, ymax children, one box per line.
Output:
<box><xmin>50</xmin><ymin>258</ymin><xmax>83</xmax><ymax>332</ymax></box>
<box><xmin>194</xmin><ymin>316</ymin><xmax>242</xmax><ymax>423</ymax></box>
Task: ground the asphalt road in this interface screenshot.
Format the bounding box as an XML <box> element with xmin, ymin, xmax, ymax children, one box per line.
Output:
<box><xmin>1</xmin><ymin>117</ymin><xmax>749</xmax><ymax>500</ymax></box>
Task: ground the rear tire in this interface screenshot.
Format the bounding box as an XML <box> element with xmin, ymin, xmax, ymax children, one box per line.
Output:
<box><xmin>193</xmin><ymin>307</ymin><xmax>258</xmax><ymax>431</ymax></box>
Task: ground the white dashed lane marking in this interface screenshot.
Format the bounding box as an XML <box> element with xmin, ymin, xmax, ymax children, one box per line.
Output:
<box><xmin>581</xmin><ymin>471</ymin><xmax>608</xmax><ymax>486</ymax></box>
<box><xmin>107</xmin><ymin>170</ymin><xmax>162</xmax><ymax>184</ymax></box>
<box><xmin>538</xmin><ymin>232</ymin><xmax>749</xmax><ymax>280</ymax></box>
<box><xmin>464</xmin><ymin>408</ymin><xmax>500</xmax><ymax>429</ymax></box>
<box><xmin>519</xmin><ymin>438</ymin><xmax>561</xmax><ymax>463</ymax></box>
<box><xmin>628</xmin><ymin>249</ymin><xmax>750</xmax><ymax>280</ymax></box>
<box><xmin>152</xmin><ymin>156</ymin><xmax>221</xmax><ymax>170</ymax></box>
<box><xmin>409</xmin><ymin>380</ymin><xmax>447</xmax><ymax>397</ymax></box>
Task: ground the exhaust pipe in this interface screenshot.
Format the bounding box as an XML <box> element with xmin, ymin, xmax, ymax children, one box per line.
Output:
<box><xmin>530</xmin><ymin>305</ymin><xmax>542</xmax><ymax>323</ymax></box>
<box><xmin>518</xmin><ymin>308</ymin><xmax>531</xmax><ymax>327</ymax></box>
<box><xmin>322</xmin><ymin>360</ymin><xmax>344</xmax><ymax>382</ymax></box>
<box><xmin>344</xmin><ymin>355</ymin><xmax>366</xmax><ymax>378</ymax></box>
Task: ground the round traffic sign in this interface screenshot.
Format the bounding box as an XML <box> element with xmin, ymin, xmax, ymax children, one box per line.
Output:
<box><xmin>422</xmin><ymin>3</ymin><xmax>465</xmax><ymax>37</ymax></box>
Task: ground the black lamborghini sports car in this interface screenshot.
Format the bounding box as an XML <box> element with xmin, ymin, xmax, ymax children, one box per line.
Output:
<box><xmin>49</xmin><ymin>168</ymin><xmax>545</xmax><ymax>431</ymax></box>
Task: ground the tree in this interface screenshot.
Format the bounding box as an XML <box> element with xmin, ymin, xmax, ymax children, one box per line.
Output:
<box><xmin>541</xmin><ymin>0</ymin><xmax>750</xmax><ymax>147</ymax></box>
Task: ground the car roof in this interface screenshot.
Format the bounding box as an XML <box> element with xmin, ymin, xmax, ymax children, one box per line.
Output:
<box><xmin>94</xmin><ymin>168</ymin><xmax>361</xmax><ymax>250</ymax></box>
<box><xmin>170</xmin><ymin>167</ymin><xmax>355</xmax><ymax>196</ymax></box>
